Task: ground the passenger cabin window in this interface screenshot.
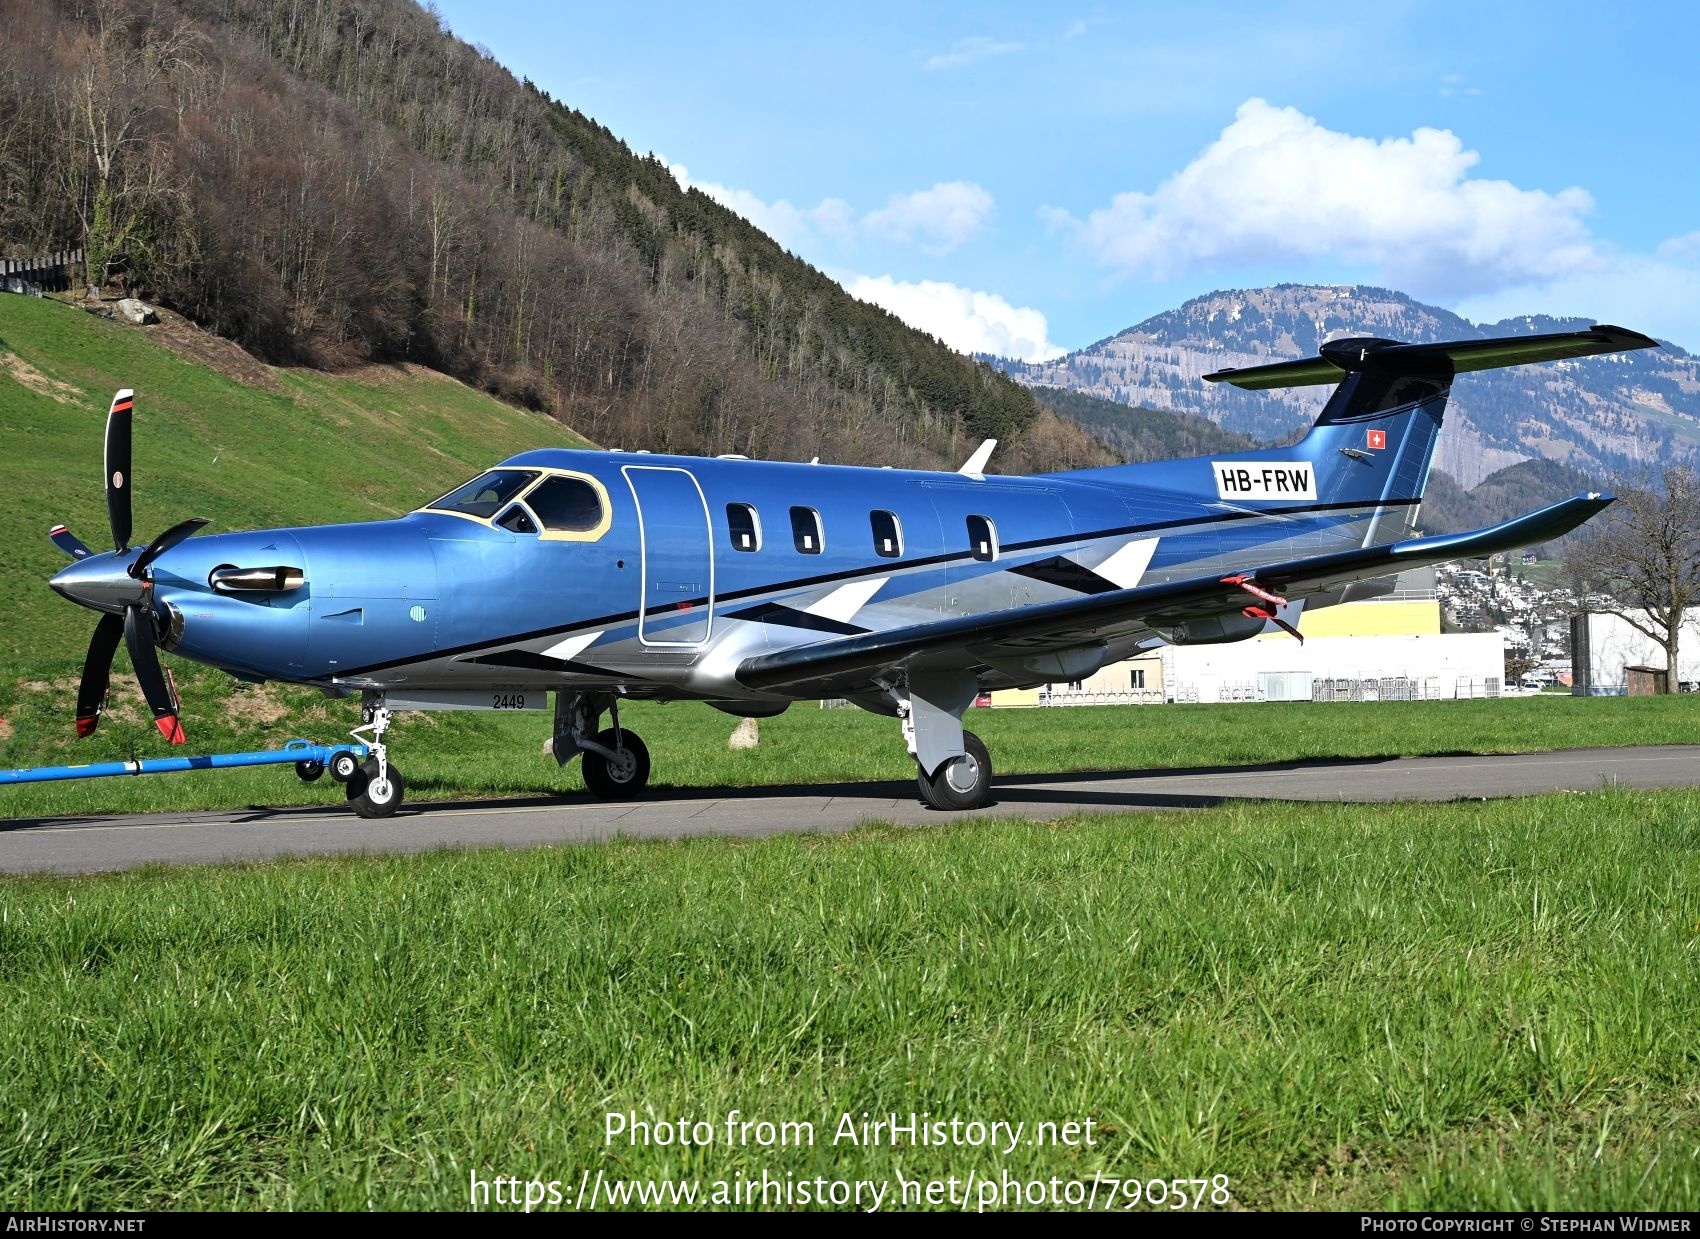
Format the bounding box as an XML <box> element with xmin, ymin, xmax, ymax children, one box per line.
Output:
<box><xmin>496</xmin><ymin>503</ymin><xmax>538</xmax><ymax>534</ymax></box>
<box><xmin>791</xmin><ymin>506</ymin><xmax>824</xmax><ymax>554</ymax></box>
<box><xmin>870</xmin><ymin>509</ymin><xmax>903</xmax><ymax>558</ymax></box>
<box><xmin>523</xmin><ymin>476</ymin><xmax>605</xmax><ymax>534</ymax></box>
<box><xmin>967</xmin><ymin>514</ymin><xmax>998</xmax><ymax>562</ymax></box>
<box><xmin>426</xmin><ymin>469</ymin><xmax>540</xmax><ymax>519</ymax></box>
<box><xmin>727</xmin><ymin>503</ymin><xmax>761</xmax><ymax>551</ymax></box>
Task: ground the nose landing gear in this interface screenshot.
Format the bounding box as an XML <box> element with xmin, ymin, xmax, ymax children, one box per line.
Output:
<box><xmin>348</xmin><ymin>696</ymin><xmax>404</xmax><ymax>817</ymax></box>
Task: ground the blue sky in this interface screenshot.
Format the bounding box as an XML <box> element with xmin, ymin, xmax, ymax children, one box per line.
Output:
<box><xmin>432</xmin><ymin>1</ymin><xmax>1700</xmax><ymax>359</ymax></box>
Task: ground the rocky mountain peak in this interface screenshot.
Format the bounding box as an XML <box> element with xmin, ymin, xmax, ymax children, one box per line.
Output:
<box><xmin>997</xmin><ymin>285</ymin><xmax>1700</xmax><ymax>488</ymax></box>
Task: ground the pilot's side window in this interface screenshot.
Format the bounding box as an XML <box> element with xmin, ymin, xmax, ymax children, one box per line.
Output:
<box><xmin>870</xmin><ymin>509</ymin><xmax>902</xmax><ymax>558</ymax></box>
<box><xmin>727</xmin><ymin>503</ymin><xmax>761</xmax><ymax>552</ymax></box>
<box><xmin>526</xmin><ymin>476</ymin><xmax>605</xmax><ymax>534</ymax></box>
<box><xmin>496</xmin><ymin>503</ymin><xmax>538</xmax><ymax>534</ymax></box>
<box><xmin>790</xmin><ymin>506</ymin><xmax>824</xmax><ymax>554</ymax></box>
<box><xmin>967</xmin><ymin>514</ymin><xmax>998</xmax><ymax>562</ymax></box>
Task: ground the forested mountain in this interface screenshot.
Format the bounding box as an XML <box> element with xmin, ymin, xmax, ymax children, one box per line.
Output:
<box><xmin>1026</xmin><ymin>385</ymin><xmax>1259</xmax><ymax>462</ymax></box>
<box><xmin>995</xmin><ymin>285</ymin><xmax>1700</xmax><ymax>487</ymax></box>
<box><xmin>0</xmin><ymin>0</ymin><xmax>1048</xmax><ymax>468</ymax></box>
<box><xmin>1418</xmin><ymin>458</ymin><xmax>1598</xmax><ymax>536</ymax></box>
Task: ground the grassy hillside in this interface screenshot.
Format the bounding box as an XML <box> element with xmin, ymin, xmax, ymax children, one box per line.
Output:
<box><xmin>0</xmin><ymin>295</ymin><xmax>590</xmax><ymax>658</ymax></box>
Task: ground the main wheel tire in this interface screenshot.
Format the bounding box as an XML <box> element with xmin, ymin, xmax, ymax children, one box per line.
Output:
<box><xmin>582</xmin><ymin>728</ymin><xmax>650</xmax><ymax>800</ymax></box>
<box><xmin>347</xmin><ymin>757</ymin><xmax>405</xmax><ymax>818</ymax></box>
<box><xmin>328</xmin><ymin>750</ymin><xmax>361</xmax><ymax>783</ymax></box>
<box><xmin>916</xmin><ymin>729</ymin><xmax>992</xmax><ymax>811</ymax></box>
<box><xmin>294</xmin><ymin>759</ymin><xmax>325</xmax><ymax>783</ymax></box>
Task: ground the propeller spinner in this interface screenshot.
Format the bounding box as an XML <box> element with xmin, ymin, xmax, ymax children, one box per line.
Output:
<box><xmin>48</xmin><ymin>389</ymin><xmax>206</xmax><ymax>744</ymax></box>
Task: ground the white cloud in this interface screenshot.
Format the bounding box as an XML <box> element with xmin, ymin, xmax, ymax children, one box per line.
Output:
<box><xmin>668</xmin><ymin>162</ymin><xmax>993</xmax><ymax>255</ymax></box>
<box><xmin>861</xmin><ymin>182</ymin><xmax>995</xmax><ymax>253</ymax></box>
<box><xmin>845</xmin><ymin>275</ymin><xmax>1066</xmax><ymax>363</ymax></box>
<box><xmin>1457</xmin><ymin>237</ymin><xmax>1700</xmax><ymax>355</ymax></box>
<box><xmin>661</xmin><ymin>163</ymin><xmax>1048</xmax><ymax>357</ymax></box>
<box><xmin>1047</xmin><ymin>98</ymin><xmax>1602</xmax><ymax>299</ymax></box>
<box><xmin>1063</xmin><ymin>19</ymin><xmax>1088</xmax><ymax>38</ymax></box>
<box><xmin>1657</xmin><ymin>231</ymin><xmax>1700</xmax><ymax>262</ymax></box>
<box><xmin>666</xmin><ymin>160</ymin><xmax>853</xmax><ymax>253</ymax></box>
<box><xmin>924</xmin><ymin>36</ymin><xmax>1024</xmax><ymax>71</ymax></box>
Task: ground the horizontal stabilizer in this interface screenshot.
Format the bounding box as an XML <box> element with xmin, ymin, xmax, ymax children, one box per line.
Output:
<box><xmin>1205</xmin><ymin>324</ymin><xmax>1658</xmax><ymax>391</ymax></box>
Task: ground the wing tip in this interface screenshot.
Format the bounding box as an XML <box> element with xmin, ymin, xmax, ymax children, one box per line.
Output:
<box><xmin>1589</xmin><ymin>325</ymin><xmax>1660</xmax><ymax>351</ymax></box>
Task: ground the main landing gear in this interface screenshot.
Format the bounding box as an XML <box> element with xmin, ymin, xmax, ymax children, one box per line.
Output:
<box><xmin>896</xmin><ymin>670</ymin><xmax>995</xmax><ymax>811</ymax></box>
<box><xmin>553</xmin><ymin>690</ymin><xmax>651</xmax><ymax>800</ymax></box>
<box><xmin>917</xmin><ymin>729</ymin><xmax>992</xmax><ymax>811</ymax></box>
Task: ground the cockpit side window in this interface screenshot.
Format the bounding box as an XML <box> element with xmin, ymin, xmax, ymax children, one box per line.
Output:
<box><xmin>495</xmin><ymin>503</ymin><xmax>538</xmax><ymax>534</ymax></box>
<box><xmin>426</xmin><ymin>469</ymin><xmax>540</xmax><ymax>519</ymax></box>
<box><xmin>526</xmin><ymin>476</ymin><xmax>606</xmax><ymax>533</ymax></box>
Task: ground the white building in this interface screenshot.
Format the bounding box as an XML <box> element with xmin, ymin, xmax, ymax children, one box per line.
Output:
<box><xmin>998</xmin><ymin>570</ymin><xmax>1507</xmax><ymax>707</ymax></box>
<box><xmin>1570</xmin><ymin>609</ymin><xmax>1700</xmax><ymax>694</ymax></box>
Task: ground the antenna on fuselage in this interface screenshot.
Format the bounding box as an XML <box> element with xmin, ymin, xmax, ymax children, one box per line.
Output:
<box><xmin>958</xmin><ymin>439</ymin><xmax>997</xmax><ymax>475</ymax></box>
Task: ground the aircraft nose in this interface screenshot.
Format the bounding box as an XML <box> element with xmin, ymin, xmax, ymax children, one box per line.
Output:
<box><xmin>49</xmin><ymin>552</ymin><xmax>148</xmax><ymax>613</ymax></box>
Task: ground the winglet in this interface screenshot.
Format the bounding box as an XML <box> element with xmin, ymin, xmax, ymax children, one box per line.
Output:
<box><xmin>958</xmin><ymin>439</ymin><xmax>998</xmax><ymax>475</ymax></box>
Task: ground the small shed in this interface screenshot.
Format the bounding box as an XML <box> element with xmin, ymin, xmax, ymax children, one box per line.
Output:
<box><xmin>1625</xmin><ymin>664</ymin><xmax>1668</xmax><ymax>696</ymax></box>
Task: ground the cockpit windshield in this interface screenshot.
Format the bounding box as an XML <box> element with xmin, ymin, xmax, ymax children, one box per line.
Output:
<box><xmin>424</xmin><ymin>469</ymin><xmax>541</xmax><ymax>519</ymax></box>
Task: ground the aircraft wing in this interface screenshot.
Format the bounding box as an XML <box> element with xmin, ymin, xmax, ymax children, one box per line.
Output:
<box><xmin>735</xmin><ymin>493</ymin><xmax>1609</xmax><ymax>694</ymax></box>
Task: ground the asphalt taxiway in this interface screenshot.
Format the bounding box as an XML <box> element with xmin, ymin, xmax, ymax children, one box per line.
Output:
<box><xmin>3</xmin><ymin>745</ymin><xmax>1695</xmax><ymax>874</ymax></box>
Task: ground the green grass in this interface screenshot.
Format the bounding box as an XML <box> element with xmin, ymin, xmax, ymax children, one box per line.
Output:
<box><xmin>1</xmin><ymin>790</ymin><xmax>1696</xmax><ymax>1209</ymax></box>
<box><xmin>0</xmin><ymin>295</ymin><xmax>589</xmax><ymax>659</ymax></box>
<box><xmin>4</xmin><ymin>680</ymin><xmax>1700</xmax><ymax>818</ymax></box>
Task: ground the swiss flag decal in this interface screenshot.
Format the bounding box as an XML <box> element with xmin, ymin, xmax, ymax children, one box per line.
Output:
<box><xmin>1367</xmin><ymin>429</ymin><xmax>1387</xmax><ymax>450</ymax></box>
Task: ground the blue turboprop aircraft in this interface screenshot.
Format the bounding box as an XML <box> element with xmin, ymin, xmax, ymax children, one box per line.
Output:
<box><xmin>46</xmin><ymin>325</ymin><xmax>1656</xmax><ymax>816</ymax></box>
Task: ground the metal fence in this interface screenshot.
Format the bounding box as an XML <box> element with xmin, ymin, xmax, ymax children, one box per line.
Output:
<box><xmin>1039</xmin><ymin>688</ymin><xmax>1167</xmax><ymax>707</ymax></box>
<box><xmin>1</xmin><ymin>249</ymin><xmax>85</xmax><ymax>296</ymax></box>
<box><xmin>1311</xmin><ymin>676</ymin><xmax>1449</xmax><ymax>702</ymax></box>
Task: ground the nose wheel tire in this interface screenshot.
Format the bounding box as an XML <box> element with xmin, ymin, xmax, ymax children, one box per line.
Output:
<box><xmin>347</xmin><ymin>757</ymin><xmax>405</xmax><ymax>818</ymax></box>
<box><xmin>916</xmin><ymin>729</ymin><xmax>992</xmax><ymax>811</ymax></box>
<box><xmin>582</xmin><ymin>728</ymin><xmax>650</xmax><ymax>800</ymax></box>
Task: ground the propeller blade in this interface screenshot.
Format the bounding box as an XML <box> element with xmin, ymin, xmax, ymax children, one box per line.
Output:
<box><xmin>49</xmin><ymin>524</ymin><xmax>94</xmax><ymax>561</ymax></box>
<box><xmin>104</xmin><ymin>389</ymin><xmax>134</xmax><ymax>551</ymax></box>
<box><xmin>124</xmin><ymin>604</ymin><xmax>185</xmax><ymax>745</ymax></box>
<box><xmin>130</xmin><ymin>517</ymin><xmax>210</xmax><ymax>579</ymax></box>
<box><xmin>74</xmin><ymin>613</ymin><xmax>125</xmax><ymax>737</ymax></box>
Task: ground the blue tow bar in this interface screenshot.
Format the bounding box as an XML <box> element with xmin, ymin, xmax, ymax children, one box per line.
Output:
<box><xmin>0</xmin><ymin>739</ymin><xmax>370</xmax><ymax>785</ymax></box>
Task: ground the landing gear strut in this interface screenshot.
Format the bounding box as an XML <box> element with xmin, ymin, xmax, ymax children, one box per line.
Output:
<box><xmin>897</xmin><ymin>670</ymin><xmax>994</xmax><ymax>810</ymax></box>
<box><xmin>553</xmin><ymin>690</ymin><xmax>651</xmax><ymax>800</ymax></box>
<box><xmin>348</xmin><ymin>695</ymin><xmax>404</xmax><ymax>818</ymax></box>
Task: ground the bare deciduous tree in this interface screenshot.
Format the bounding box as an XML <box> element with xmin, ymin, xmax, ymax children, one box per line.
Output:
<box><xmin>1566</xmin><ymin>465</ymin><xmax>1700</xmax><ymax>692</ymax></box>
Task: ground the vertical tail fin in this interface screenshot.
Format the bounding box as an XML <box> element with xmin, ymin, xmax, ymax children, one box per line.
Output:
<box><xmin>1204</xmin><ymin>324</ymin><xmax>1657</xmax><ymax>545</ymax></box>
